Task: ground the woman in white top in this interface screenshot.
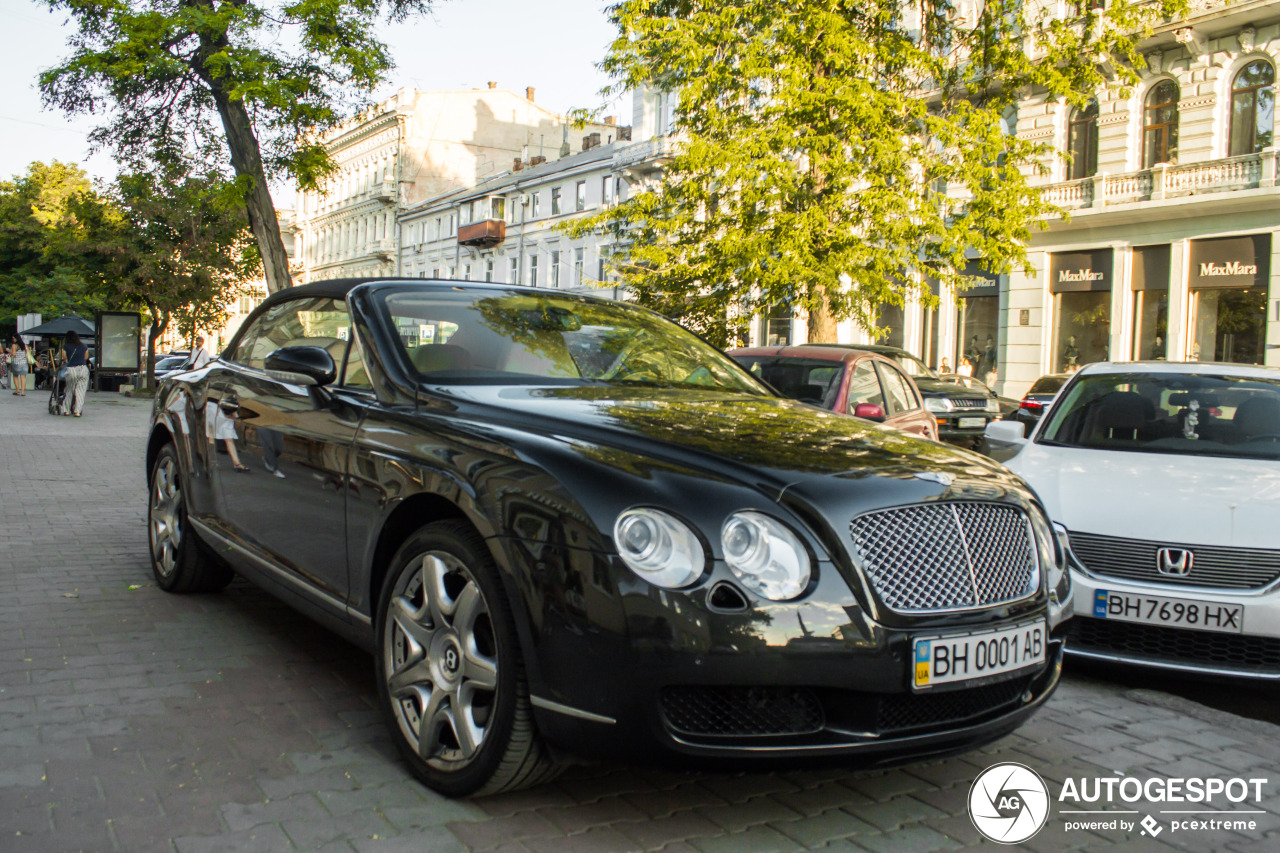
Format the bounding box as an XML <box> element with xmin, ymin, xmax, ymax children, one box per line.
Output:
<box><xmin>7</xmin><ymin>335</ymin><xmax>30</xmax><ymax>396</ymax></box>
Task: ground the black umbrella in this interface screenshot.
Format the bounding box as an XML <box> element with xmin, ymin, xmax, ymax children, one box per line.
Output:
<box><xmin>18</xmin><ymin>316</ymin><xmax>96</xmax><ymax>337</ymax></box>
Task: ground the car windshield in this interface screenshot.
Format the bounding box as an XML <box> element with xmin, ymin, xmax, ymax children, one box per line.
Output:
<box><xmin>156</xmin><ymin>357</ymin><xmax>186</xmax><ymax>370</ymax></box>
<box><xmin>1038</xmin><ymin>371</ymin><xmax>1280</xmax><ymax>459</ymax></box>
<box><xmin>378</xmin><ymin>288</ymin><xmax>768</xmax><ymax>393</ymax></box>
<box><xmin>889</xmin><ymin>352</ymin><xmax>937</xmax><ymax>380</ymax></box>
<box><xmin>730</xmin><ymin>356</ymin><xmax>844</xmax><ymax>407</ymax></box>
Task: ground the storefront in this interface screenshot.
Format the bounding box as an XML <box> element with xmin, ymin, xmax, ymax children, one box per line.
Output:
<box><xmin>956</xmin><ymin>262</ymin><xmax>1001</xmax><ymax>382</ymax></box>
<box><xmin>1188</xmin><ymin>235</ymin><xmax>1270</xmax><ymax>366</ymax></box>
<box><xmin>1131</xmin><ymin>245</ymin><xmax>1170</xmax><ymax>361</ymax></box>
<box><xmin>1050</xmin><ymin>249</ymin><xmax>1113</xmax><ymax>372</ymax></box>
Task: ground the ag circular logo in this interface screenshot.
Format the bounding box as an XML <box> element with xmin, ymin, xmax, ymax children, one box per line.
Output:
<box><xmin>968</xmin><ymin>762</ymin><xmax>1051</xmax><ymax>844</ymax></box>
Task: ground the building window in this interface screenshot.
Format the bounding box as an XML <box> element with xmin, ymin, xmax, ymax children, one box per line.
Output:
<box><xmin>432</xmin><ymin>218</ymin><xmax>441</xmax><ymax>240</ymax></box>
<box><xmin>1188</xmin><ymin>235</ymin><xmax>1270</xmax><ymax>365</ymax></box>
<box><xmin>531</xmin><ymin>192</ymin><xmax>541</xmax><ymax>219</ymax></box>
<box><xmin>448</xmin><ymin>214</ymin><xmax>456</xmax><ymax>235</ymax></box>
<box><xmin>506</xmin><ymin>198</ymin><xmax>518</xmax><ymax>224</ymax></box>
<box><xmin>1131</xmin><ymin>245</ymin><xmax>1170</xmax><ymax>361</ymax></box>
<box><xmin>1229</xmin><ymin>60</ymin><xmax>1275</xmax><ymax>157</ymax></box>
<box><xmin>551</xmin><ymin>250</ymin><xmax>561</xmax><ymax>287</ymax></box>
<box><xmin>1050</xmin><ymin>249</ymin><xmax>1113</xmax><ymax>373</ymax></box>
<box><xmin>509</xmin><ymin>258</ymin><xmax>518</xmax><ymax>283</ymax></box>
<box><xmin>528</xmin><ymin>255</ymin><xmax>539</xmax><ymax>286</ymax></box>
<box><xmin>574</xmin><ymin>248</ymin><xmax>585</xmax><ymax>287</ymax></box>
<box><xmin>576</xmin><ymin>181</ymin><xmax>586</xmax><ymax>211</ymax></box>
<box><xmin>463</xmin><ymin>263</ymin><xmax>472</xmax><ymax>281</ymax></box>
<box><xmin>1143</xmin><ymin>80</ymin><xmax>1179</xmax><ymax>168</ymax></box>
<box><xmin>446</xmin><ymin>266</ymin><xmax>455</xmax><ymax>279</ymax></box>
<box><xmin>602</xmin><ymin>175</ymin><xmax>614</xmax><ymax>205</ymax></box>
<box><xmin>762</xmin><ymin>303</ymin><xmax>793</xmax><ymax>346</ymax></box>
<box><xmin>432</xmin><ymin>268</ymin><xmax>439</xmax><ymax>278</ymax></box>
<box><xmin>551</xmin><ymin>187</ymin><xmax>562</xmax><ymax>216</ymax></box>
<box><xmin>459</xmin><ymin>203</ymin><xmax>472</xmax><ymax>226</ymax></box>
<box><xmin>489</xmin><ymin>197</ymin><xmax>505</xmax><ymax>221</ymax></box>
<box><xmin>598</xmin><ymin>258</ymin><xmax>607</xmax><ymax>282</ymax></box>
<box><xmin>1067</xmin><ymin>100</ymin><xmax>1099</xmax><ymax>180</ymax></box>
<box><xmin>485</xmin><ymin>260</ymin><xmax>494</xmax><ymax>282</ymax></box>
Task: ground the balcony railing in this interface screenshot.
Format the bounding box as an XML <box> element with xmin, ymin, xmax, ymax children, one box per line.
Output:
<box><xmin>1042</xmin><ymin>150</ymin><xmax>1277</xmax><ymax>211</ymax></box>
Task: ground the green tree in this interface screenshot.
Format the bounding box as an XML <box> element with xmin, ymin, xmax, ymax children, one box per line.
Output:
<box><xmin>0</xmin><ymin>161</ymin><xmax>107</xmax><ymax>323</ymax></box>
<box><xmin>568</xmin><ymin>0</ymin><xmax>1186</xmax><ymax>346</ymax></box>
<box><xmin>39</xmin><ymin>0</ymin><xmax>439</xmax><ymax>294</ymax></box>
<box><xmin>70</xmin><ymin>171</ymin><xmax>257</xmax><ymax>386</ymax></box>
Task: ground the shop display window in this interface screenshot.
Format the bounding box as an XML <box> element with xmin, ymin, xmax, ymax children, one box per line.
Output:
<box><xmin>1054</xmin><ymin>291</ymin><xmax>1111</xmax><ymax>373</ymax></box>
<box><xmin>1190</xmin><ymin>286</ymin><xmax>1266</xmax><ymax>366</ymax></box>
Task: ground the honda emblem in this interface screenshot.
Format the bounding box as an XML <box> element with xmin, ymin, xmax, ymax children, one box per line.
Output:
<box><xmin>1156</xmin><ymin>548</ymin><xmax>1193</xmax><ymax>576</ymax></box>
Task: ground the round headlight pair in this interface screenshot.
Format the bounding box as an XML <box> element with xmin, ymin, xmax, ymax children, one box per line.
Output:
<box><xmin>612</xmin><ymin>508</ymin><xmax>812</xmax><ymax>601</ymax></box>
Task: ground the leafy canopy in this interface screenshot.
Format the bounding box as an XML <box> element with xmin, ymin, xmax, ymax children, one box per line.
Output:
<box><xmin>0</xmin><ymin>161</ymin><xmax>108</xmax><ymax>324</ymax></box>
<box><xmin>570</xmin><ymin>0</ymin><xmax>1187</xmax><ymax>345</ymax></box>
<box><xmin>39</xmin><ymin>0</ymin><xmax>440</xmax><ymax>292</ymax></box>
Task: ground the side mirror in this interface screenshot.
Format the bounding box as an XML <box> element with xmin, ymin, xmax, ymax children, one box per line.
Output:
<box><xmin>853</xmin><ymin>403</ymin><xmax>887</xmax><ymax>422</ymax></box>
<box><xmin>264</xmin><ymin>346</ymin><xmax>336</xmax><ymax>387</ymax></box>
<box><xmin>985</xmin><ymin>419</ymin><xmax>1027</xmax><ymax>443</ymax></box>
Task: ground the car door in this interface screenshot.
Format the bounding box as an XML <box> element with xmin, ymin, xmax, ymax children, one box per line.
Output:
<box><xmin>214</xmin><ymin>296</ymin><xmax>365</xmax><ymax>600</ymax></box>
<box><xmin>874</xmin><ymin>360</ymin><xmax>936</xmax><ymax>439</ymax></box>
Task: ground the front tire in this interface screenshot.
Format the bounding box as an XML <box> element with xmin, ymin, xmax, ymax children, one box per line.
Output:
<box><xmin>148</xmin><ymin>443</ymin><xmax>233</xmax><ymax>593</ymax></box>
<box><xmin>374</xmin><ymin>521</ymin><xmax>558</xmax><ymax>797</ymax></box>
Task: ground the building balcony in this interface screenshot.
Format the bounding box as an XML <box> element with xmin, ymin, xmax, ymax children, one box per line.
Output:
<box><xmin>457</xmin><ymin>219</ymin><xmax>506</xmax><ymax>247</ymax></box>
<box><xmin>1042</xmin><ymin>149</ymin><xmax>1278</xmax><ymax>212</ymax></box>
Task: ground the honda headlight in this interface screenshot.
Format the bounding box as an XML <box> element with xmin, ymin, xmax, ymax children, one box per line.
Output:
<box><xmin>721</xmin><ymin>512</ymin><xmax>812</xmax><ymax>600</ymax></box>
<box><xmin>925</xmin><ymin>398</ymin><xmax>953</xmax><ymax>413</ymax></box>
<box><xmin>985</xmin><ymin>398</ymin><xmax>1000</xmax><ymax>413</ymax></box>
<box><xmin>614</xmin><ymin>508</ymin><xmax>704</xmax><ymax>589</ymax></box>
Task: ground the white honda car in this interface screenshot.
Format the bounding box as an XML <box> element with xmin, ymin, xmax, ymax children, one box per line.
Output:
<box><xmin>986</xmin><ymin>362</ymin><xmax>1280</xmax><ymax>679</ymax></box>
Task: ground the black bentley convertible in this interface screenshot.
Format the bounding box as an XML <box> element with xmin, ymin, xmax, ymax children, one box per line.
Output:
<box><xmin>146</xmin><ymin>279</ymin><xmax>1072</xmax><ymax>796</ymax></box>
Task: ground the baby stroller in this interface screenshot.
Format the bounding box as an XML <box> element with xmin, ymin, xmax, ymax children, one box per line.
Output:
<box><xmin>47</xmin><ymin>365</ymin><xmax>67</xmax><ymax>415</ymax></box>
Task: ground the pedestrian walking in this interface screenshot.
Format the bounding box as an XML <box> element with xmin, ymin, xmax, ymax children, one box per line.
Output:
<box><xmin>190</xmin><ymin>336</ymin><xmax>211</xmax><ymax>369</ymax></box>
<box><xmin>59</xmin><ymin>331</ymin><xmax>90</xmax><ymax>416</ymax></box>
<box><xmin>7</xmin><ymin>335</ymin><xmax>31</xmax><ymax>396</ymax></box>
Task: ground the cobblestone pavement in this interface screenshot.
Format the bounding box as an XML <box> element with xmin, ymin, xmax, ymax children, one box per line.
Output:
<box><xmin>3</xmin><ymin>390</ymin><xmax>1280</xmax><ymax>852</ymax></box>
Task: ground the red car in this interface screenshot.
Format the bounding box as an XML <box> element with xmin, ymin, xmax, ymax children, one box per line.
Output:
<box><xmin>729</xmin><ymin>345</ymin><xmax>938</xmax><ymax>440</ymax></box>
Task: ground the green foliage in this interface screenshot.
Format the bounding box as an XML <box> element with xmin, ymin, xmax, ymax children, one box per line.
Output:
<box><xmin>39</xmin><ymin>0</ymin><xmax>439</xmax><ymax>291</ymax></box>
<box><xmin>69</xmin><ymin>169</ymin><xmax>257</xmax><ymax>384</ymax></box>
<box><xmin>567</xmin><ymin>0</ymin><xmax>1188</xmax><ymax>344</ymax></box>
<box><xmin>0</xmin><ymin>162</ymin><xmax>108</xmax><ymax>323</ymax></box>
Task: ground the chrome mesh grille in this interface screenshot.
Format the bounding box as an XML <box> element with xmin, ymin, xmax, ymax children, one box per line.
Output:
<box><xmin>1070</xmin><ymin>532</ymin><xmax>1280</xmax><ymax>591</ymax></box>
<box><xmin>849</xmin><ymin>502</ymin><xmax>1037</xmax><ymax>612</ymax></box>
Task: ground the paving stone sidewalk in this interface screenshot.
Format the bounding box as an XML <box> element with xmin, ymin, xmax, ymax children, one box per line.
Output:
<box><xmin>2</xmin><ymin>389</ymin><xmax>1279</xmax><ymax>852</ymax></box>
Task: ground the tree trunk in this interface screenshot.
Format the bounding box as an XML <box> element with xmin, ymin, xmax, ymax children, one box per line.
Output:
<box><xmin>210</xmin><ymin>89</ymin><xmax>293</xmax><ymax>294</ymax></box>
<box><xmin>807</xmin><ymin>285</ymin><xmax>839</xmax><ymax>343</ymax></box>
<box><xmin>191</xmin><ymin>23</ymin><xmax>292</xmax><ymax>295</ymax></box>
<box><xmin>145</xmin><ymin>303</ymin><xmax>168</xmax><ymax>390</ymax></box>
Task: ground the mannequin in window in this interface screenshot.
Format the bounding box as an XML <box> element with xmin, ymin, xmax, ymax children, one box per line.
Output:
<box><xmin>1064</xmin><ymin>335</ymin><xmax>1081</xmax><ymax>371</ymax></box>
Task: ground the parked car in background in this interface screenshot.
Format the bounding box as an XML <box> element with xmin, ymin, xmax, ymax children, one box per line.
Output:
<box><xmin>147</xmin><ymin>279</ymin><xmax>1070</xmax><ymax>796</ymax></box>
<box><xmin>727</xmin><ymin>345</ymin><xmax>938</xmax><ymax>440</ymax></box>
<box><xmin>987</xmin><ymin>362</ymin><xmax>1280</xmax><ymax>679</ymax></box>
<box><xmin>153</xmin><ymin>355</ymin><xmax>191</xmax><ymax>380</ymax></box>
<box><xmin>938</xmin><ymin>374</ymin><xmax>1019</xmax><ymax>418</ymax></box>
<box><xmin>807</xmin><ymin>344</ymin><xmax>1000</xmax><ymax>446</ymax></box>
<box><xmin>1004</xmin><ymin>373</ymin><xmax>1071</xmax><ymax>437</ymax></box>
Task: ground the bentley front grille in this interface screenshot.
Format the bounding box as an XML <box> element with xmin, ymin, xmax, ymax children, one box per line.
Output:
<box><xmin>1069</xmin><ymin>532</ymin><xmax>1280</xmax><ymax>591</ymax></box>
<box><xmin>849</xmin><ymin>502</ymin><xmax>1038</xmax><ymax>612</ymax></box>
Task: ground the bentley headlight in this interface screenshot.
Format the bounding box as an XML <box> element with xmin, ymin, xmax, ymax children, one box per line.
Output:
<box><xmin>721</xmin><ymin>512</ymin><xmax>811</xmax><ymax>600</ymax></box>
<box><xmin>925</xmin><ymin>398</ymin><xmax>953</xmax><ymax>413</ymax></box>
<box><xmin>614</xmin><ymin>508</ymin><xmax>704</xmax><ymax>589</ymax></box>
<box><xmin>1029</xmin><ymin>509</ymin><xmax>1073</xmax><ymax>628</ymax></box>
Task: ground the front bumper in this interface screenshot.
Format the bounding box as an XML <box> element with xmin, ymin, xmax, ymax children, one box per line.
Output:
<box><xmin>935</xmin><ymin>412</ymin><xmax>999</xmax><ymax>441</ymax></box>
<box><xmin>1067</xmin><ymin>572</ymin><xmax>1280</xmax><ymax>680</ymax></box>
<box><xmin>532</xmin><ymin>606</ymin><xmax>1068</xmax><ymax>766</ymax></box>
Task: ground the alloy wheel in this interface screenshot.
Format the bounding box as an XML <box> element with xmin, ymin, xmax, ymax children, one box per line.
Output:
<box><xmin>384</xmin><ymin>551</ymin><xmax>499</xmax><ymax>771</ymax></box>
<box><xmin>149</xmin><ymin>455</ymin><xmax>182</xmax><ymax>578</ymax></box>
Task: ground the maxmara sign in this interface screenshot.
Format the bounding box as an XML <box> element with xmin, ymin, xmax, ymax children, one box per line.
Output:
<box><xmin>1199</xmin><ymin>261</ymin><xmax>1259</xmax><ymax>278</ymax></box>
<box><xmin>1058</xmin><ymin>269</ymin><xmax>1106</xmax><ymax>283</ymax></box>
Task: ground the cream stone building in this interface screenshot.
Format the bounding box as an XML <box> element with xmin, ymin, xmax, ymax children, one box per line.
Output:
<box><xmin>297</xmin><ymin>86</ymin><xmax>616</xmax><ymax>283</ymax></box>
<box><xmin>750</xmin><ymin>1</ymin><xmax>1279</xmax><ymax>399</ymax></box>
<box><xmin>397</xmin><ymin>88</ymin><xmax>676</xmax><ymax>296</ymax></box>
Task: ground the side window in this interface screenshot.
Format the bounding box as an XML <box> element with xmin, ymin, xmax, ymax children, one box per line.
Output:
<box><xmin>227</xmin><ymin>297</ymin><xmax>353</xmax><ymax>374</ymax></box>
<box><xmin>876</xmin><ymin>362</ymin><xmax>919</xmax><ymax>415</ymax></box>
<box><xmin>846</xmin><ymin>360</ymin><xmax>885</xmax><ymax>412</ymax></box>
